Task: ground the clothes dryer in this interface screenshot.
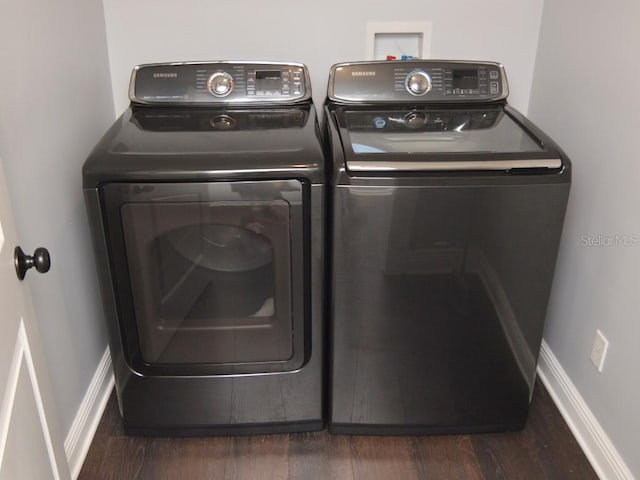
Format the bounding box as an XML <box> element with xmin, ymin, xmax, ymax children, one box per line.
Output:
<box><xmin>84</xmin><ymin>61</ymin><xmax>324</xmax><ymax>435</ymax></box>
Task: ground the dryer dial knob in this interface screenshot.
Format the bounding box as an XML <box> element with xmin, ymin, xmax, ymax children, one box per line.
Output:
<box><xmin>405</xmin><ymin>70</ymin><xmax>432</xmax><ymax>96</ymax></box>
<box><xmin>210</xmin><ymin>115</ymin><xmax>235</xmax><ymax>130</ymax></box>
<box><xmin>207</xmin><ymin>72</ymin><xmax>234</xmax><ymax>97</ymax></box>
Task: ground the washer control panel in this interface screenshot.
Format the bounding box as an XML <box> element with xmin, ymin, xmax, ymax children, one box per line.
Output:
<box><xmin>130</xmin><ymin>61</ymin><xmax>311</xmax><ymax>105</ymax></box>
<box><xmin>328</xmin><ymin>60</ymin><xmax>508</xmax><ymax>104</ymax></box>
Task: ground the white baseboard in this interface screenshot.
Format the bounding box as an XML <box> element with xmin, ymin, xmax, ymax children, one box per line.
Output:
<box><xmin>64</xmin><ymin>347</ymin><xmax>114</xmax><ymax>480</ymax></box>
<box><xmin>537</xmin><ymin>341</ymin><xmax>635</xmax><ymax>480</ymax></box>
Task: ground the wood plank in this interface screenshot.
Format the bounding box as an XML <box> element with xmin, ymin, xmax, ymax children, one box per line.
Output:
<box><xmin>287</xmin><ymin>432</ymin><xmax>354</xmax><ymax>480</ymax></box>
<box><xmin>411</xmin><ymin>435</ymin><xmax>485</xmax><ymax>480</ymax></box>
<box><xmin>350</xmin><ymin>435</ymin><xmax>420</xmax><ymax>480</ymax></box>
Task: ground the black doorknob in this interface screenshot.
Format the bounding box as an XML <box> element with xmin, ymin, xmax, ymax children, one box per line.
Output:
<box><xmin>14</xmin><ymin>246</ymin><xmax>51</xmax><ymax>280</ymax></box>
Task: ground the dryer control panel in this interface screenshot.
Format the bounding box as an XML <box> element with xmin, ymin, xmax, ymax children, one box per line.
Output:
<box><xmin>328</xmin><ymin>60</ymin><xmax>508</xmax><ymax>104</ymax></box>
<box><xmin>130</xmin><ymin>61</ymin><xmax>312</xmax><ymax>105</ymax></box>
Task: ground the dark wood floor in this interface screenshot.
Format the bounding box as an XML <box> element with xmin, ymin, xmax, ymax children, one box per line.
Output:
<box><xmin>79</xmin><ymin>380</ymin><xmax>598</xmax><ymax>480</ymax></box>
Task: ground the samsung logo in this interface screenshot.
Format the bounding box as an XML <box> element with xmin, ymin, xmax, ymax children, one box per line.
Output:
<box><xmin>352</xmin><ymin>71</ymin><xmax>376</xmax><ymax>77</ymax></box>
<box><xmin>153</xmin><ymin>72</ymin><xmax>177</xmax><ymax>78</ymax></box>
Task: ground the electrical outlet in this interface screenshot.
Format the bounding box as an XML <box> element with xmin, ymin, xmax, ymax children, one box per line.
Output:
<box><xmin>590</xmin><ymin>330</ymin><xmax>609</xmax><ymax>372</ymax></box>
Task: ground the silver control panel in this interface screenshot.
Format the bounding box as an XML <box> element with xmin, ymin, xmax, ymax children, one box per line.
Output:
<box><xmin>328</xmin><ymin>60</ymin><xmax>508</xmax><ymax>104</ymax></box>
<box><xmin>129</xmin><ymin>61</ymin><xmax>311</xmax><ymax>105</ymax></box>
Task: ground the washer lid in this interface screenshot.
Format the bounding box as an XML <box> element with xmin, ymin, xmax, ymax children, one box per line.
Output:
<box><xmin>336</xmin><ymin>106</ymin><xmax>562</xmax><ymax>172</ymax></box>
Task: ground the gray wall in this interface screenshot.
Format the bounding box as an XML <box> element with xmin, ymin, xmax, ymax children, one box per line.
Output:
<box><xmin>0</xmin><ymin>0</ymin><xmax>114</xmax><ymax>435</ymax></box>
<box><xmin>528</xmin><ymin>1</ymin><xmax>640</xmax><ymax>476</ymax></box>
<box><xmin>102</xmin><ymin>0</ymin><xmax>544</xmax><ymax>115</ymax></box>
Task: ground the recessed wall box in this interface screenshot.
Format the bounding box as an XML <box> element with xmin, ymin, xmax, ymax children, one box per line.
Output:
<box><xmin>366</xmin><ymin>21</ymin><xmax>432</xmax><ymax>60</ymax></box>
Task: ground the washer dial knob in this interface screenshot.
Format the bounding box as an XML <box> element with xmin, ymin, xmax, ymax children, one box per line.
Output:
<box><xmin>405</xmin><ymin>70</ymin><xmax>432</xmax><ymax>96</ymax></box>
<box><xmin>404</xmin><ymin>111</ymin><xmax>428</xmax><ymax>128</ymax></box>
<box><xmin>207</xmin><ymin>72</ymin><xmax>234</xmax><ymax>97</ymax></box>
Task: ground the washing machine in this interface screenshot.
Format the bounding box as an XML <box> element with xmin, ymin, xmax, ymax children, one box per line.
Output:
<box><xmin>83</xmin><ymin>61</ymin><xmax>324</xmax><ymax>435</ymax></box>
<box><xmin>324</xmin><ymin>60</ymin><xmax>570</xmax><ymax>434</ymax></box>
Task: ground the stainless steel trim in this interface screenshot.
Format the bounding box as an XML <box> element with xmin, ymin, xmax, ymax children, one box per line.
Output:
<box><xmin>327</xmin><ymin>60</ymin><xmax>509</xmax><ymax>104</ymax></box>
<box><xmin>346</xmin><ymin>158</ymin><xmax>562</xmax><ymax>172</ymax></box>
<box><xmin>129</xmin><ymin>60</ymin><xmax>312</xmax><ymax>105</ymax></box>
<box><xmin>128</xmin><ymin>64</ymin><xmax>142</xmax><ymax>103</ymax></box>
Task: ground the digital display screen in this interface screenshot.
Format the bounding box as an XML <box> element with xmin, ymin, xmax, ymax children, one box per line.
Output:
<box><xmin>255</xmin><ymin>70</ymin><xmax>282</xmax><ymax>93</ymax></box>
<box><xmin>256</xmin><ymin>70</ymin><xmax>281</xmax><ymax>81</ymax></box>
<box><xmin>453</xmin><ymin>69</ymin><xmax>479</xmax><ymax>90</ymax></box>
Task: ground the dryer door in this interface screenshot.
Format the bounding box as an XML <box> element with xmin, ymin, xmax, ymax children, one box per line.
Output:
<box><xmin>100</xmin><ymin>180</ymin><xmax>307</xmax><ymax>375</ymax></box>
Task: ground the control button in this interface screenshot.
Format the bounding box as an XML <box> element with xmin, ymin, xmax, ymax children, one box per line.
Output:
<box><xmin>293</xmin><ymin>71</ymin><xmax>302</xmax><ymax>81</ymax></box>
<box><xmin>405</xmin><ymin>70</ymin><xmax>432</xmax><ymax>96</ymax></box>
<box><xmin>207</xmin><ymin>72</ymin><xmax>234</xmax><ymax>97</ymax></box>
<box><xmin>490</xmin><ymin>70</ymin><xmax>499</xmax><ymax>79</ymax></box>
<box><xmin>293</xmin><ymin>82</ymin><xmax>302</xmax><ymax>95</ymax></box>
<box><xmin>490</xmin><ymin>82</ymin><xmax>499</xmax><ymax>94</ymax></box>
<box><xmin>373</xmin><ymin>116</ymin><xmax>386</xmax><ymax>129</ymax></box>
